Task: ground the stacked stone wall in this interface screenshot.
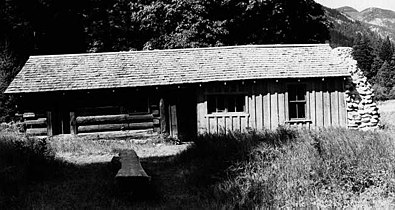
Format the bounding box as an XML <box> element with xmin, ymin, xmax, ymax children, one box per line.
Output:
<box><xmin>333</xmin><ymin>47</ymin><xmax>380</xmax><ymax>130</ymax></box>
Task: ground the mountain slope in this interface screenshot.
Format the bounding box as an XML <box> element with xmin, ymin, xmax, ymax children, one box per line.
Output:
<box><xmin>337</xmin><ymin>6</ymin><xmax>361</xmax><ymax>20</ymax></box>
<box><xmin>337</xmin><ymin>7</ymin><xmax>395</xmax><ymax>41</ymax></box>
<box><xmin>324</xmin><ymin>6</ymin><xmax>377</xmax><ymax>47</ymax></box>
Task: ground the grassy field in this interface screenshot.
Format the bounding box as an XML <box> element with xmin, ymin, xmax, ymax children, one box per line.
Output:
<box><xmin>0</xmin><ymin>101</ymin><xmax>395</xmax><ymax>209</ymax></box>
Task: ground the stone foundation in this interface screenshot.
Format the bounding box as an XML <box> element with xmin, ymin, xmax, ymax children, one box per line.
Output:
<box><xmin>333</xmin><ymin>48</ymin><xmax>380</xmax><ymax>130</ymax></box>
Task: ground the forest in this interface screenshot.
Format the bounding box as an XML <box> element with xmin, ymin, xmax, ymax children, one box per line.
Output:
<box><xmin>0</xmin><ymin>0</ymin><xmax>394</xmax><ymax>122</ymax></box>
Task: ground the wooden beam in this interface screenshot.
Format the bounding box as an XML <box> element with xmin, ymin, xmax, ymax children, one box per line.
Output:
<box><xmin>70</xmin><ymin>112</ymin><xmax>77</xmax><ymax>135</ymax></box>
<box><xmin>159</xmin><ymin>98</ymin><xmax>167</xmax><ymax>134</ymax></box>
<box><xmin>78</xmin><ymin>122</ymin><xmax>154</xmax><ymax>133</ymax></box>
<box><xmin>169</xmin><ymin>103</ymin><xmax>178</xmax><ymax>138</ymax></box>
<box><xmin>46</xmin><ymin>111</ymin><xmax>53</xmax><ymax>136</ymax></box>
<box><xmin>76</xmin><ymin>114</ymin><xmax>154</xmax><ymax>125</ymax></box>
<box><xmin>26</xmin><ymin>128</ymin><xmax>47</xmax><ymax>136</ymax></box>
<box><xmin>24</xmin><ymin>118</ymin><xmax>47</xmax><ymax>126</ymax></box>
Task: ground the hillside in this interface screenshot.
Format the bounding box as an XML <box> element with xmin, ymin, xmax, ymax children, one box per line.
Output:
<box><xmin>324</xmin><ymin>7</ymin><xmax>377</xmax><ymax>47</ymax></box>
<box><xmin>337</xmin><ymin>7</ymin><xmax>395</xmax><ymax>41</ymax></box>
<box><xmin>337</xmin><ymin>6</ymin><xmax>361</xmax><ymax>20</ymax></box>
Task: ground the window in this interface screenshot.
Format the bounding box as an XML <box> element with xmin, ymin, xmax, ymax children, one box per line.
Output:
<box><xmin>128</xmin><ymin>96</ymin><xmax>149</xmax><ymax>114</ymax></box>
<box><xmin>288</xmin><ymin>84</ymin><xmax>306</xmax><ymax>119</ymax></box>
<box><xmin>208</xmin><ymin>95</ymin><xmax>245</xmax><ymax>114</ymax></box>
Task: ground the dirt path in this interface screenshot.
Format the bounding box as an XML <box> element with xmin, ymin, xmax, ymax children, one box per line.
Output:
<box><xmin>378</xmin><ymin>100</ymin><xmax>395</xmax><ymax>113</ymax></box>
<box><xmin>56</xmin><ymin>142</ymin><xmax>193</xmax><ymax>165</ymax></box>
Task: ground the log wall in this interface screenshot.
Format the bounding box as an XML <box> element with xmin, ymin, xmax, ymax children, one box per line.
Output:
<box><xmin>23</xmin><ymin>112</ymin><xmax>47</xmax><ymax>136</ymax></box>
<box><xmin>197</xmin><ymin>78</ymin><xmax>348</xmax><ymax>134</ymax></box>
<box><xmin>75</xmin><ymin>103</ymin><xmax>160</xmax><ymax>134</ymax></box>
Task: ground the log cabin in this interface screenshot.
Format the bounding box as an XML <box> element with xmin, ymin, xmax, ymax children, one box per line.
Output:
<box><xmin>5</xmin><ymin>44</ymin><xmax>376</xmax><ymax>140</ymax></box>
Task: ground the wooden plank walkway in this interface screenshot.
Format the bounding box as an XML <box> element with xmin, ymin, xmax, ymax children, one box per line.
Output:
<box><xmin>111</xmin><ymin>150</ymin><xmax>154</xmax><ymax>198</ymax></box>
<box><xmin>113</xmin><ymin>150</ymin><xmax>151</xmax><ymax>182</ymax></box>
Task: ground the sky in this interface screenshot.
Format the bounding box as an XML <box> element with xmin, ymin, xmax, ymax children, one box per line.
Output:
<box><xmin>314</xmin><ymin>0</ymin><xmax>395</xmax><ymax>12</ymax></box>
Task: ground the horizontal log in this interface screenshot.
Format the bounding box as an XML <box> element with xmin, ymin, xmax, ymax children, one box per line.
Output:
<box><xmin>24</xmin><ymin>118</ymin><xmax>47</xmax><ymax>126</ymax></box>
<box><xmin>77</xmin><ymin>106</ymin><xmax>121</xmax><ymax>116</ymax></box>
<box><xmin>78</xmin><ymin>122</ymin><xmax>154</xmax><ymax>133</ymax></box>
<box><xmin>23</xmin><ymin>112</ymin><xmax>35</xmax><ymax>119</ymax></box>
<box><xmin>26</xmin><ymin>128</ymin><xmax>47</xmax><ymax>136</ymax></box>
<box><xmin>76</xmin><ymin>114</ymin><xmax>154</xmax><ymax>126</ymax></box>
<box><xmin>152</xmin><ymin>110</ymin><xmax>159</xmax><ymax>116</ymax></box>
<box><xmin>23</xmin><ymin>112</ymin><xmax>46</xmax><ymax>119</ymax></box>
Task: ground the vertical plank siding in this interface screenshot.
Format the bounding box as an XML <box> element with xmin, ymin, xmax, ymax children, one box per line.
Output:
<box><xmin>323</xmin><ymin>82</ymin><xmax>332</xmax><ymax>127</ymax></box>
<box><xmin>256</xmin><ymin>82</ymin><xmax>264</xmax><ymax>130</ymax></box>
<box><xmin>315</xmin><ymin>81</ymin><xmax>324</xmax><ymax>127</ymax></box>
<box><xmin>197</xmin><ymin>78</ymin><xmax>348</xmax><ymax>134</ymax></box>
<box><xmin>278</xmin><ymin>82</ymin><xmax>286</xmax><ymax>126</ymax></box>
<box><xmin>338</xmin><ymin>80</ymin><xmax>348</xmax><ymax>127</ymax></box>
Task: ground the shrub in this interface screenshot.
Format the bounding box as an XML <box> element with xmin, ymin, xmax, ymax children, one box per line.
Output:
<box><xmin>389</xmin><ymin>86</ymin><xmax>395</xmax><ymax>100</ymax></box>
<box><xmin>0</xmin><ymin>130</ymin><xmax>56</xmax><ymax>206</ymax></box>
<box><xmin>186</xmin><ymin>128</ymin><xmax>395</xmax><ymax>208</ymax></box>
<box><xmin>373</xmin><ymin>84</ymin><xmax>388</xmax><ymax>101</ymax></box>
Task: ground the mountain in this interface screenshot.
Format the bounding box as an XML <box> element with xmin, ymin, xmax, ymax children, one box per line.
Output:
<box><xmin>323</xmin><ymin>6</ymin><xmax>378</xmax><ymax>47</ymax></box>
<box><xmin>336</xmin><ymin>7</ymin><xmax>395</xmax><ymax>41</ymax></box>
<box><xmin>337</xmin><ymin>6</ymin><xmax>361</xmax><ymax>20</ymax></box>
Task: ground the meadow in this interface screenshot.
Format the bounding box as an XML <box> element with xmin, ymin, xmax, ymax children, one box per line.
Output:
<box><xmin>0</xmin><ymin>101</ymin><xmax>395</xmax><ymax>209</ymax></box>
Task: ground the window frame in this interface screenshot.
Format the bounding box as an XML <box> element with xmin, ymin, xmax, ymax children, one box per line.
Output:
<box><xmin>287</xmin><ymin>83</ymin><xmax>308</xmax><ymax>121</ymax></box>
<box><xmin>207</xmin><ymin>93</ymin><xmax>247</xmax><ymax>114</ymax></box>
<box><xmin>127</xmin><ymin>96</ymin><xmax>150</xmax><ymax>114</ymax></box>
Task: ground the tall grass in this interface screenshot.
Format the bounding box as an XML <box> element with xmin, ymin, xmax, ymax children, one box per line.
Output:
<box><xmin>2</xmin><ymin>126</ymin><xmax>395</xmax><ymax>208</ymax></box>
<box><xmin>0</xmin><ymin>130</ymin><xmax>58</xmax><ymax>207</ymax></box>
<box><xmin>195</xmin><ymin>128</ymin><xmax>395</xmax><ymax>208</ymax></box>
<box><xmin>175</xmin><ymin>127</ymin><xmax>395</xmax><ymax>208</ymax></box>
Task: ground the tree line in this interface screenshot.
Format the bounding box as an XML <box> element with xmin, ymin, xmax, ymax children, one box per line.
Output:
<box><xmin>0</xmin><ymin>0</ymin><xmax>330</xmax><ymax>121</ymax></box>
<box><xmin>352</xmin><ymin>35</ymin><xmax>395</xmax><ymax>100</ymax></box>
<box><xmin>325</xmin><ymin>7</ymin><xmax>395</xmax><ymax>100</ymax></box>
<box><xmin>1</xmin><ymin>0</ymin><xmax>394</xmax><ymax>122</ymax></box>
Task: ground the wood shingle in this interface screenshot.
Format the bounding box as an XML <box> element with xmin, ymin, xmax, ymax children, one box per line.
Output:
<box><xmin>5</xmin><ymin>44</ymin><xmax>350</xmax><ymax>94</ymax></box>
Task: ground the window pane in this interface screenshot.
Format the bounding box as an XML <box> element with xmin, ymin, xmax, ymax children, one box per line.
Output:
<box><xmin>236</xmin><ymin>95</ymin><xmax>244</xmax><ymax>112</ymax></box>
<box><xmin>227</xmin><ymin>96</ymin><xmax>236</xmax><ymax>112</ymax></box>
<box><xmin>129</xmin><ymin>96</ymin><xmax>148</xmax><ymax>113</ymax></box>
<box><xmin>289</xmin><ymin>85</ymin><xmax>297</xmax><ymax>101</ymax></box>
<box><xmin>288</xmin><ymin>84</ymin><xmax>306</xmax><ymax>119</ymax></box>
<box><xmin>296</xmin><ymin>85</ymin><xmax>306</xmax><ymax>101</ymax></box>
<box><xmin>208</xmin><ymin>96</ymin><xmax>216</xmax><ymax>114</ymax></box>
<box><xmin>207</xmin><ymin>94</ymin><xmax>245</xmax><ymax>113</ymax></box>
<box><xmin>217</xmin><ymin>95</ymin><xmax>225</xmax><ymax>112</ymax></box>
<box><xmin>289</xmin><ymin>103</ymin><xmax>297</xmax><ymax>119</ymax></box>
<box><xmin>297</xmin><ymin>103</ymin><xmax>306</xmax><ymax>118</ymax></box>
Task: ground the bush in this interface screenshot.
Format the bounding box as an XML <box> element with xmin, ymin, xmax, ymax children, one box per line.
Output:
<box><xmin>389</xmin><ymin>86</ymin><xmax>395</xmax><ymax>100</ymax></box>
<box><xmin>373</xmin><ymin>84</ymin><xmax>388</xmax><ymax>101</ymax></box>
<box><xmin>0</xmin><ymin>130</ymin><xmax>56</xmax><ymax>206</ymax></box>
<box><xmin>179</xmin><ymin>127</ymin><xmax>297</xmax><ymax>186</ymax></box>
<box><xmin>184</xmin><ymin>128</ymin><xmax>395</xmax><ymax>208</ymax></box>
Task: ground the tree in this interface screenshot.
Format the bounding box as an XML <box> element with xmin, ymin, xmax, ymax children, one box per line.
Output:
<box><xmin>83</xmin><ymin>0</ymin><xmax>330</xmax><ymax>52</ymax></box>
<box><xmin>379</xmin><ymin>36</ymin><xmax>394</xmax><ymax>63</ymax></box>
<box><xmin>371</xmin><ymin>56</ymin><xmax>384</xmax><ymax>82</ymax></box>
<box><xmin>375</xmin><ymin>56</ymin><xmax>395</xmax><ymax>95</ymax></box>
<box><xmin>352</xmin><ymin>34</ymin><xmax>375</xmax><ymax>79</ymax></box>
<box><xmin>0</xmin><ymin>0</ymin><xmax>332</xmax><ymax>121</ymax></box>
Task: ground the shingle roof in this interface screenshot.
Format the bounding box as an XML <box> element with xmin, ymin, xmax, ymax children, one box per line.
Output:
<box><xmin>5</xmin><ymin>44</ymin><xmax>350</xmax><ymax>94</ymax></box>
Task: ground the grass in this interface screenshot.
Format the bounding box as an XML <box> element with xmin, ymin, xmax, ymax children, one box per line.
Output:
<box><xmin>213</xmin><ymin>128</ymin><xmax>395</xmax><ymax>208</ymax></box>
<box><xmin>1</xmin><ymin>104</ymin><xmax>395</xmax><ymax>208</ymax></box>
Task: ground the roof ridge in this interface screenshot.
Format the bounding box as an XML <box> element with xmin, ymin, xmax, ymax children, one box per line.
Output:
<box><xmin>29</xmin><ymin>43</ymin><xmax>331</xmax><ymax>58</ymax></box>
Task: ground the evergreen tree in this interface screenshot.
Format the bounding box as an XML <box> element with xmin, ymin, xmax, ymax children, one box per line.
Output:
<box><xmin>371</xmin><ymin>56</ymin><xmax>384</xmax><ymax>82</ymax></box>
<box><xmin>352</xmin><ymin>34</ymin><xmax>375</xmax><ymax>79</ymax></box>
<box><xmin>379</xmin><ymin>36</ymin><xmax>394</xmax><ymax>63</ymax></box>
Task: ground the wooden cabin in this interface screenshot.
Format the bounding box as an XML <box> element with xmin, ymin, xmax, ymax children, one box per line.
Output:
<box><xmin>5</xmin><ymin>44</ymin><xmax>352</xmax><ymax>139</ymax></box>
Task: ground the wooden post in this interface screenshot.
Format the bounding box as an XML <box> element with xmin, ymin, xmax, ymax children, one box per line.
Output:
<box><xmin>70</xmin><ymin>112</ymin><xmax>77</xmax><ymax>135</ymax></box>
<box><xmin>47</xmin><ymin>111</ymin><xmax>53</xmax><ymax>136</ymax></box>
<box><xmin>169</xmin><ymin>103</ymin><xmax>178</xmax><ymax>138</ymax></box>
<box><xmin>159</xmin><ymin>98</ymin><xmax>167</xmax><ymax>134</ymax></box>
